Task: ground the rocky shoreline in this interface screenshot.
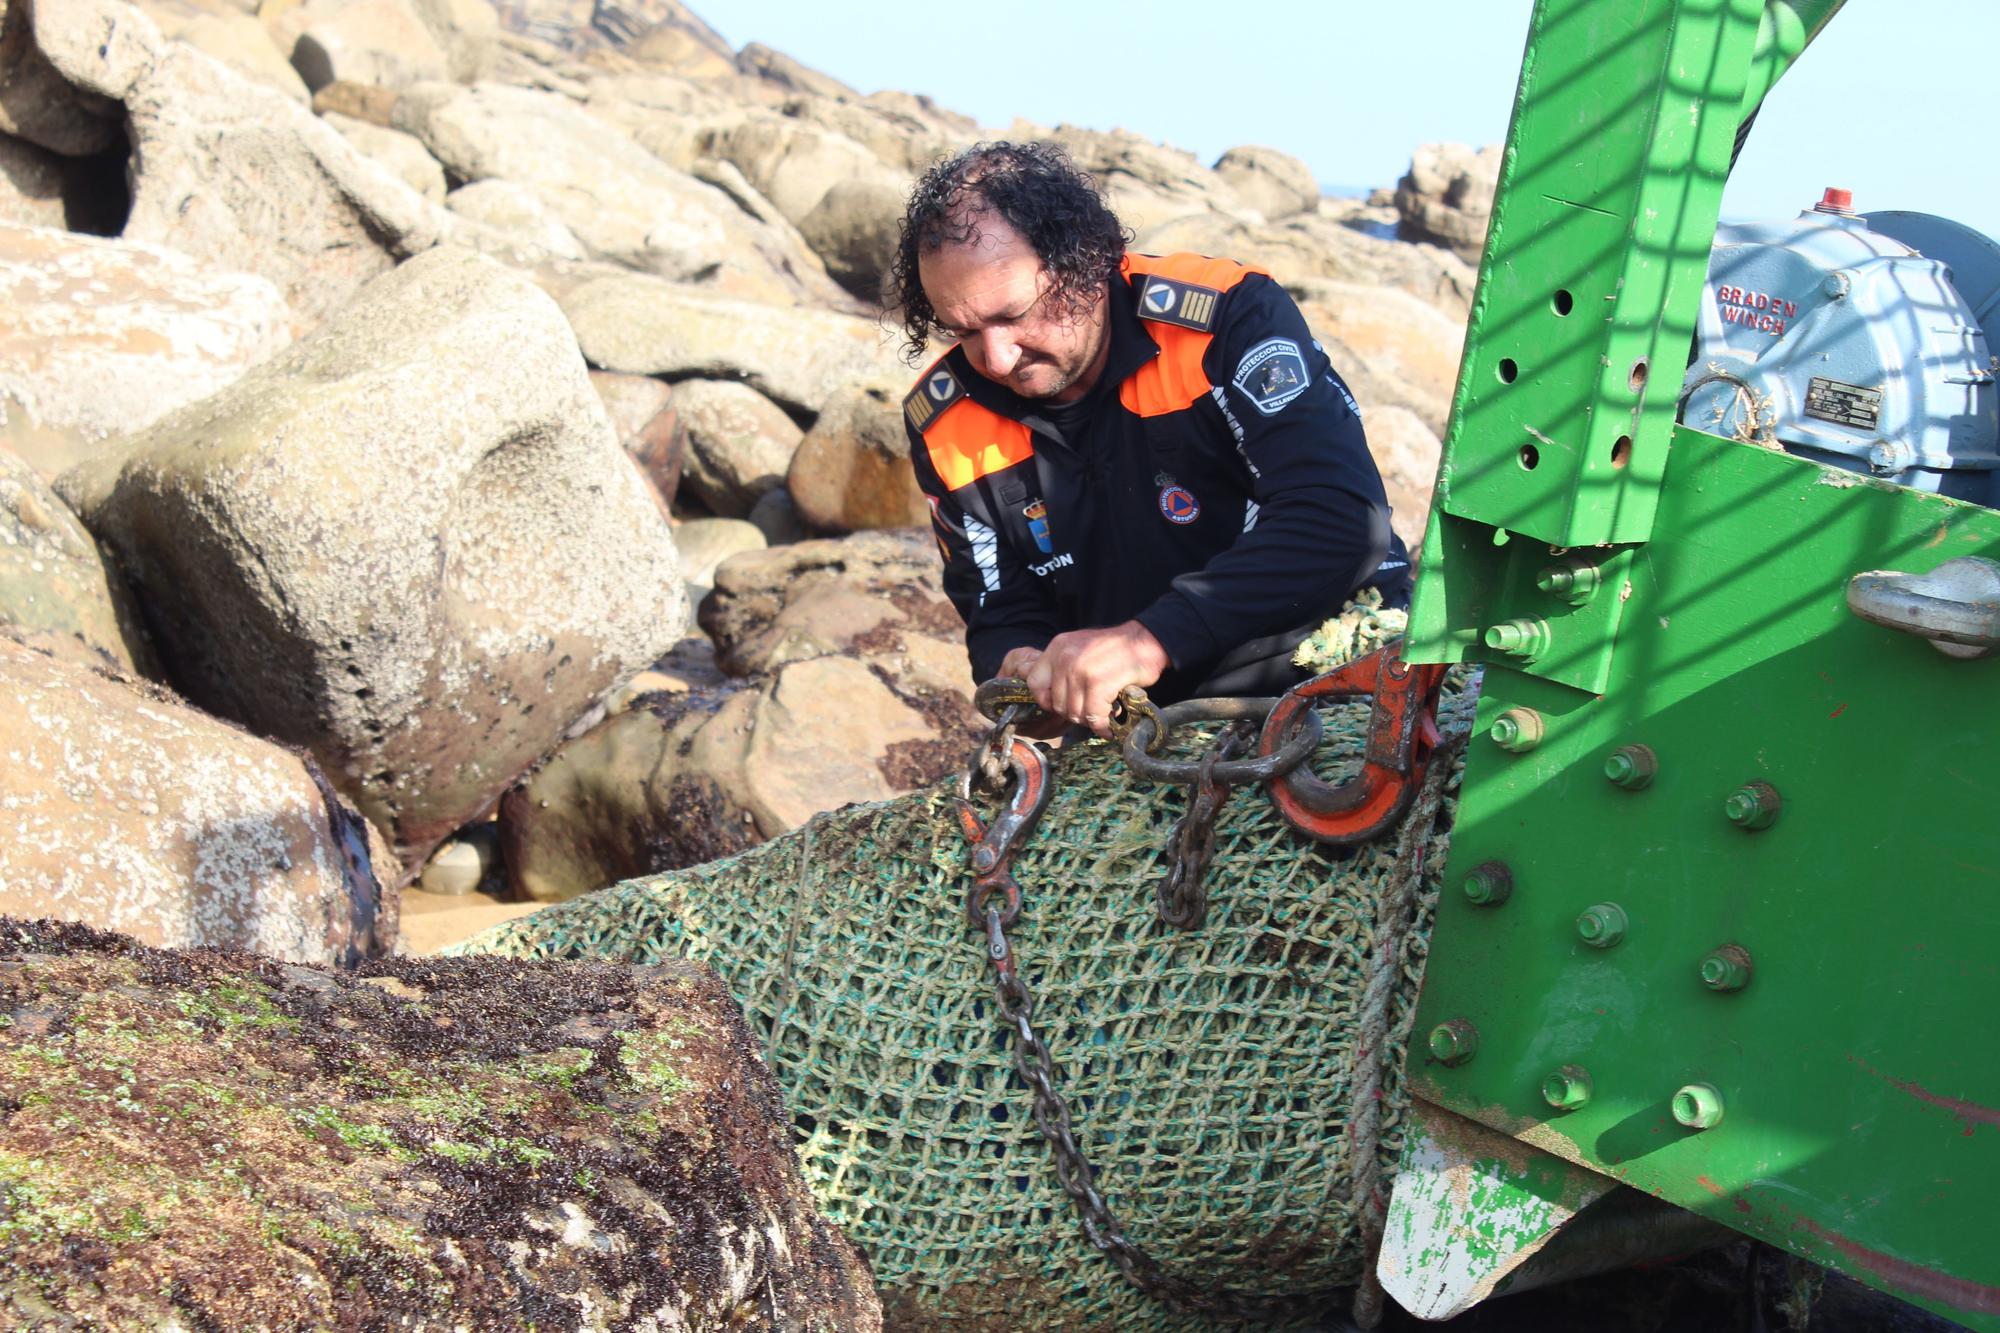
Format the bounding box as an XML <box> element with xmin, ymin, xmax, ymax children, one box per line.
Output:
<box><xmin>0</xmin><ymin>0</ymin><xmax>1497</xmax><ymax>1323</ymax></box>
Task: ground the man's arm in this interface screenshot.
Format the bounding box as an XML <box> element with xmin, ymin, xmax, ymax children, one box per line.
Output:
<box><xmin>1132</xmin><ymin>275</ymin><xmax>1395</xmax><ymax>677</ymax></box>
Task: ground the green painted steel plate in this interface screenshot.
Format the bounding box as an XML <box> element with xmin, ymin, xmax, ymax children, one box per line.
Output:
<box><xmin>1409</xmin><ymin>427</ymin><xmax>2000</xmax><ymax>1330</ymax></box>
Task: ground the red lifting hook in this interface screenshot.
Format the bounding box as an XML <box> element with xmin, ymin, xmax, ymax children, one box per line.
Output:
<box><xmin>1255</xmin><ymin>640</ymin><xmax>1448</xmax><ymax>845</ymax></box>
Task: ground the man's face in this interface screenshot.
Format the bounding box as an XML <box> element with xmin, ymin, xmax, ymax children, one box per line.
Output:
<box><xmin>918</xmin><ymin>212</ymin><xmax>1109</xmax><ymax>403</ymax></box>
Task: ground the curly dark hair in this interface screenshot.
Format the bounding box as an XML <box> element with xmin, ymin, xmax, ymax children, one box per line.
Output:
<box><xmin>886</xmin><ymin>141</ymin><xmax>1129</xmax><ymax>365</ymax></box>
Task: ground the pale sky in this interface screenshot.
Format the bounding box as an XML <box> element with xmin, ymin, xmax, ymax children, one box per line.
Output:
<box><xmin>702</xmin><ymin>2</ymin><xmax>1999</xmax><ymax>241</ymax></box>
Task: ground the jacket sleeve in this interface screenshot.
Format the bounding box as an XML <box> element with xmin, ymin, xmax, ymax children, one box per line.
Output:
<box><xmin>1132</xmin><ymin>274</ymin><xmax>1395</xmax><ymax>674</ymax></box>
<box><xmin>906</xmin><ymin>420</ymin><xmax>1062</xmax><ymax>683</ymax></box>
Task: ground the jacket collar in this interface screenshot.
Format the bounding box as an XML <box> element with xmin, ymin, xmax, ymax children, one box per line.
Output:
<box><xmin>942</xmin><ymin>260</ymin><xmax>1162</xmax><ymax>422</ymax></box>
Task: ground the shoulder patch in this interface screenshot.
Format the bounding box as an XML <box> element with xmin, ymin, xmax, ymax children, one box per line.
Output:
<box><xmin>904</xmin><ymin>363</ymin><xmax>966</xmax><ymax>432</ymax></box>
<box><xmin>1231</xmin><ymin>336</ymin><xmax>1312</xmax><ymax>416</ymax></box>
<box><xmin>1135</xmin><ymin>274</ymin><xmax>1222</xmax><ymax>332</ymax></box>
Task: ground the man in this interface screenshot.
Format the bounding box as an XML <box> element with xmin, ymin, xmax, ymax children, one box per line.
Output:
<box><xmin>891</xmin><ymin>142</ymin><xmax>1409</xmax><ymax>734</ymax></box>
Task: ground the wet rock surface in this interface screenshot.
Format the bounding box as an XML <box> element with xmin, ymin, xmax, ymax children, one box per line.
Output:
<box><xmin>0</xmin><ymin>917</ymin><xmax>880</xmax><ymax>1330</ymax></box>
<box><xmin>0</xmin><ymin>641</ymin><xmax>392</xmax><ymax>964</ymax></box>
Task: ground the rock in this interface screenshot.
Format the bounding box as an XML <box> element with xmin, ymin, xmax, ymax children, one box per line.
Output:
<box><xmin>311</xmin><ymin>76</ymin><xmax>399</xmax><ymax>124</ymax></box>
<box><xmin>0</xmin><ymin>920</ymin><xmax>882</xmax><ymax>1330</ymax></box>
<box><xmin>671</xmin><ymin>107</ymin><xmax>892</xmax><ymax>226</ymax></box>
<box><xmin>444</xmin><ymin>175</ymin><xmax>584</xmax><ymax>260</ymax></box>
<box><xmin>498</xmin><ymin>688</ymin><xmax>763</xmax><ymax>901</ymax></box>
<box><xmin>588</xmin><ymin>369</ymin><xmax>683</xmax><ymax>505</ymax></box>
<box><xmin>622</xmin><ymin>17</ymin><xmax>736</xmax><ymax>81</ymax></box>
<box><xmin>501</xmin><ymin>650</ymin><xmax>969</xmax><ymax>901</ymax></box>
<box><xmin>747</xmin><ymin>485</ymin><xmax>810</xmax><ymax>546</ymax></box>
<box><xmin>0</xmin><ymin>0</ymin><xmax>125</xmax><ymax>156</ymax></box>
<box><xmin>418</xmin><ymin>821</ymin><xmax>499</xmax><ymax>894</ymax></box>
<box><xmin>392</xmin><ymin>80</ymin><xmax>846</xmax><ymax>305</ymax></box>
<box><xmin>697</xmin><ymin>529</ymin><xmax>970</xmax><ymax>683</ymax></box>
<box><xmin>0</xmin><ymin>640</ymin><xmax>392</xmax><ymax>963</ymax></box>
<box><xmin>289</xmin><ymin>0</ymin><xmax>452</xmax><ymax>93</ymax></box>
<box><xmin>41</xmin><ymin>0</ymin><xmax>443</xmax><ymax>324</ymax></box>
<box><xmin>409</xmin><ymin>0</ymin><xmax>500</xmax><ymax>83</ymax></box>
<box><xmin>322</xmin><ymin>110</ymin><xmax>447</xmax><ymax>202</ymax></box>
<box><xmin>0</xmin><ymin>445</ymin><xmax>156</xmax><ymax>675</ymax></box>
<box><xmin>500</xmin><ymin>533</ymin><xmax>975</xmax><ymax>903</ymax></box>
<box><xmin>157</xmin><ymin>7</ymin><xmax>310</xmax><ymax>102</ymax></box>
<box><xmin>1358</xmin><ymin>405</ymin><xmax>1441</xmax><ymax>551</ymax></box>
<box><xmin>1041</xmin><ymin>121</ymin><xmax>1243</xmax><ymax>234</ymax></box>
<box><xmin>1395</xmin><ymin>140</ymin><xmax>1501</xmax><ymax>265</ymax></box>
<box><xmin>735</xmin><ymin>41</ymin><xmax>855</xmax><ymax>101</ymax></box>
<box><xmin>0</xmin><ymin>132</ymin><xmax>68</xmax><ymax>229</ymax></box>
<box><xmin>797</xmin><ymin>174</ymin><xmax>904</xmax><ymax>301</ymax></box>
<box><xmin>1214</xmin><ymin>144</ymin><xmax>1321</xmax><ymax>222</ymax></box>
<box><xmin>58</xmin><ymin>247</ymin><xmax>686</xmax><ymax>881</ymax></box>
<box><xmin>1288</xmin><ymin>277</ymin><xmax>1467</xmax><ymax>437</ymax></box>
<box><xmin>674</xmin><ymin>516</ymin><xmax>763</xmax><ymax>594</ymax></box>
<box><xmin>1137</xmin><ymin>208</ymin><xmax>1477</xmax><ymax>317</ymax></box>
<box><xmin>786</xmin><ymin>379</ymin><xmax>927</xmax><ymax>533</ymax></box>
<box><xmin>0</xmin><ymin>223</ymin><xmax>292</xmax><ymax>478</ymax></box>
<box><xmin>671</xmin><ymin>377</ymin><xmax>801</xmax><ymax>517</ymax></box>
<box><xmin>560</xmin><ymin>271</ymin><xmax>908</xmax><ymax>416</ymax></box>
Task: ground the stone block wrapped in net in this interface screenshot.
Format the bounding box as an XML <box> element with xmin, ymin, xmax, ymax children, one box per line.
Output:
<box><xmin>456</xmin><ymin>612</ymin><xmax>1475</xmax><ymax>1329</ymax></box>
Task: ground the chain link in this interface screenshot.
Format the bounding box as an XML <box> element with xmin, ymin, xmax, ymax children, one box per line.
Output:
<box><xmin>1156</xmin><ymin>720</ymin><xmax>1256</xmax><ymax>930</ymax></box>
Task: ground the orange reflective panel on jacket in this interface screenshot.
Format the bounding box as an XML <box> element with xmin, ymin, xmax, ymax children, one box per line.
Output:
<box><xmin>1119</xmin><ymin>252</ymin><xmax>1266</xmax><ymax>419</ymax></box>
<box><xmin>915</xmin><ymin>355</ymin><xmax>1035</xmax><ymax>490</ymax></box>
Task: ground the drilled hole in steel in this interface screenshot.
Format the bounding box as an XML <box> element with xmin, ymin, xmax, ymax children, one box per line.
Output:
<box><xmin>1611</xmin><ymin>435</ymin><xmax>1632</xmax><ymax>468</ymax></box>
<box><xmin>1498</xmin><ymin>358</ymin><xmax>1519</xmax><ymax>384</ymax></box>
<box><xmin>1629</xmin><ymin>358</ymin><xmax>1649</xmax><ymax>393</ymax></box>
<box><xmin>1519</xmin><ymin>444</ymin><xmax>1541</xmax><ymax>470</ymax></box>
<box><xmin>1552</xmin><ymin>289</ymin><xmax>1574</xmax><ymax>316</ymax></box>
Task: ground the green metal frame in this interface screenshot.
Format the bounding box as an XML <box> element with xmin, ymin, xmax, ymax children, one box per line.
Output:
<box><xmin>1401</xmin><ymin>1</ymin><xmax>2000</xmax><ymax>1328</ymax></box>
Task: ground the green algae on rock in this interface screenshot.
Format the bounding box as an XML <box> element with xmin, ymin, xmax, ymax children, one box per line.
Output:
<box><xmin>0</xmin><ymin>918</ymin><xmax>879</xmax><ymax>1331</ymax></box>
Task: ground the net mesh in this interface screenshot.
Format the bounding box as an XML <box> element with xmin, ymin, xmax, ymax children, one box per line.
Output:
<box><xmin>454</xmin><ymin>613</ymin><xmax>1475</xmax><ymax>1330</ymax></box>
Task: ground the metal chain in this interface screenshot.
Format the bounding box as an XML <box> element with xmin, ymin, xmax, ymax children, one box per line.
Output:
<box><xmin>1155</xmin><ymin>720</ymin><xmax>1256</xmax><ymax>930</ymax></box>
<box><xmin>980</xmin><ymin>900</ymin><xmax>1354</xmax><ymax>1328</ymax></box>
<box><xmin>961</xmin><ymin>729</ymin><xmax>1354</xmax><ymax>1328</ymax></box>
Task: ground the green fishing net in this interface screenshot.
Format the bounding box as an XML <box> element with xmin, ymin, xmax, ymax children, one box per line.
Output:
<box><xmin>454</xmin><ymin>609</ymin><xmax>1476</xmax><ymax>1329</ymax></box>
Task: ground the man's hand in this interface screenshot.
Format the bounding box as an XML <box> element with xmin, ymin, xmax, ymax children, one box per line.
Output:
<box><xmin>996</xmin><ymin>645</ymin><xmax>1044</xmax><ymax>681</ymax></box>
<box><xmin>1025</xmin><ymin>620</ymin><xmax>1170</xmax><ymax>736</ymax></box>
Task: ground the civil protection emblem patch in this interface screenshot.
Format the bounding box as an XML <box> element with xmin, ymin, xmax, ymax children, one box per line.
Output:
<box><xmin>1158</xmin><ymin>485</ymin><xmax>1200</xmax><ymax>524</ymax></box>
<box><xmin>1232</xmin><ymin>336</ymin><xmax>1311</xmax><ymax>416</ymax></box>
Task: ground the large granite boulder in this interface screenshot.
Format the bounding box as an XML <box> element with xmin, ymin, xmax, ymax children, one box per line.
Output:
<box><xmin>0</xmin><ymin>640</ymin><xmax>392</xmax><ymax>963</ymax></box>
<box><xmin>146</xmin><ymin>4</ymin><xmax>311</xmax><ymax>103</ymax></box>
<box><xmin>786</xmin><ymin>379</ymin><xmax>927</xmax><ymax>533</ymax></box>
<box><xmin>1289</xmin><ymin>277</ymin><xmax>1467</xmax><ymax>437</ymax></box>
<box><xmin>500</xmin><ymin>529</ymin><xmax>978</xmax><ymax>902</ymax></box>
<box><xmin>672</xmin><ymin>377</ymin><xmax>801</xmax><ymax>517</ymax></box>
<box><xmin>289</xmin><ymin>0</ymin><xmax>452</xmax><ymax>92</ymax></box>
<box><xmin>34</xmin><ymin>0</ymin><xmax>443</xmax><ymax>324</ymax></box>
<box><xmin>0</xmin><ymin>445</ymin><xmax>156</xmax><ymax>674</ymax></box>
<box><xmin>0</xmin><ymin>223</ymin><xmax>293</xmax><ymax>477</ymax></box>
<box><xmin>0</xmin><ymin>919</ymin><xmax>881</xmax><ymax>1330</ymax></box>
<box><xmin>0</xmin><ymin>0</ymin><xmax>125</xmax><ymax>156</ymax></box>
<box><xmin>1213</xmin><ymin>143</ymin><xmax>1321</xmax><ymax>222</ymax></box>
<box><xmin>698</xmin><ymin>529</ymin><xmax>970</xmax><ymax>682</ymax></box>
<box><xmin>58</xmin><ymin>246</ymin><xmax>686</xmax><ymax>881</ymax></box>
<box><xmin>1138</xmin><ymin>208</ymin><xmax>1478</xmax><ymax>317</ymax></box>
<box><xmin>392</xmin><ymin>80</ymin><xmax>848</xmax><ymax>306</ymax></box>
<box><xmin>1395</xmin><ymin>140</ymin><xmax>1501</xmax><ymax>265</ymax></box>
<box><xmin>559</xmin><ymin>271</ymin><xmax>909</xmax><ymax>416</ymax></box>
<box><xmin>321</xmin><ymin>110</ymin><xmax>448</xmax><ymax>202</ymax></box>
